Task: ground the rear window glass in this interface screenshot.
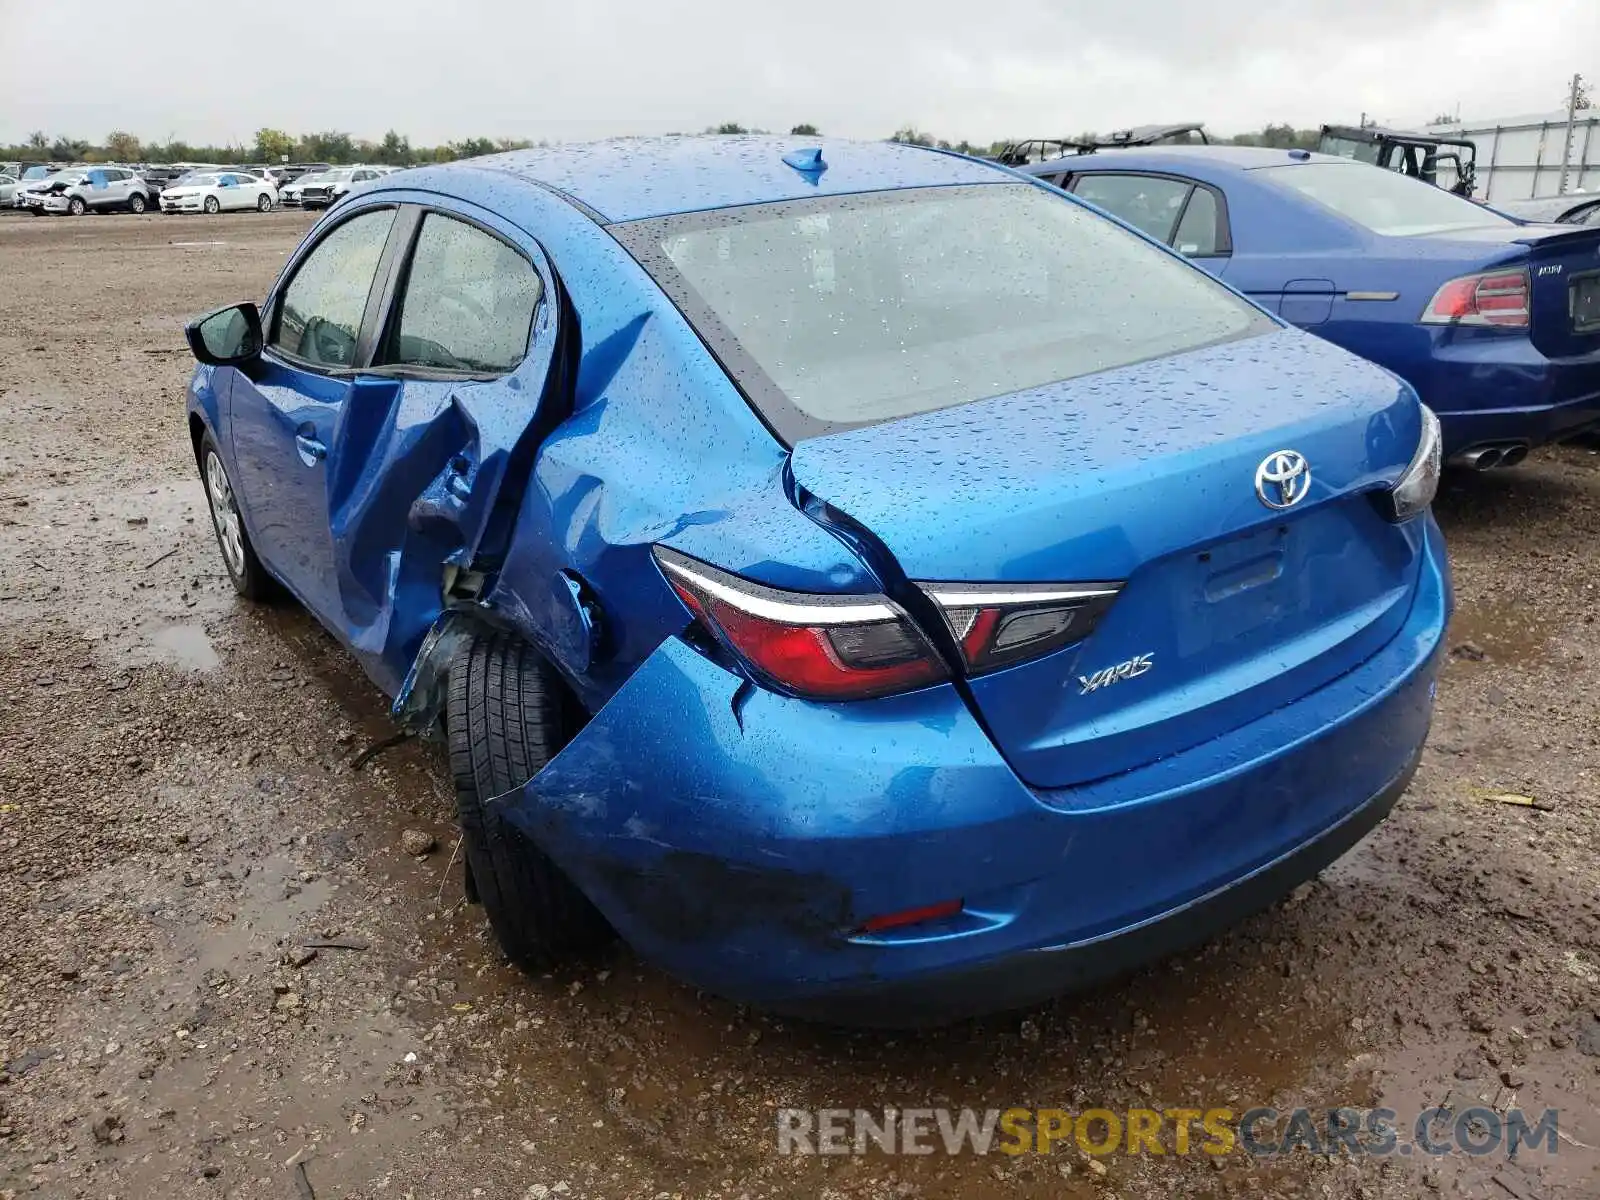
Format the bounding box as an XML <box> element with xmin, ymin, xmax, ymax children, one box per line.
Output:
<box><xmin>615</xmin><ymin>183</ymin><xmax>1272</xmax><ymax>443</ymax></box>
<box><xmin>1261</xmin><ymin>162</ymin><xmax>1516</xmax><ymax>237</ymax></box>
<box><xmin>1072</xmin><ymin>174</ymin><xmax>1193</xmax><ymax>242</ymax></box>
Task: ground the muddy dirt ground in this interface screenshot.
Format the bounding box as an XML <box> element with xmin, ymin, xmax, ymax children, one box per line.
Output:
<box><xmin>1</xmin><ymin>210</ymin><xmax>1598</xmax><ymax>1200</ymax></box>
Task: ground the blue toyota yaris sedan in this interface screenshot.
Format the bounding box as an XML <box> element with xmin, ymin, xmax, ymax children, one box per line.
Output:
<box><xmin>1020</xmin><ymin>146</ymin><xmax>1600</xmax><ymax>466</ymax></box>
<box><xmin>183</xmin><ymin>136</ymin><xmax>1450</xmax><ymax>1024</ymax></box>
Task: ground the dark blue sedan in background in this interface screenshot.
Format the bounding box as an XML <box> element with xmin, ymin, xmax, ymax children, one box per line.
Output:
<box><xmin>1023</xmin><ymin>146</ymin><xmax>1600</xmax><ymax>467</ymax></box>
<box><xmin>182</xmin><ymin>137</ymin><xmax>1448</xmax><ymax>1023</ymax></box>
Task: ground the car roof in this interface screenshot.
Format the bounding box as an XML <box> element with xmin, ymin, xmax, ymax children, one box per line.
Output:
<box><xmin>1029</xmin><ymin>144</ymin><xmax>1354</xmax><ymax>174</ymax></box>
<box><xmin>439</xmin><ymin>135</ymin><xmax>1005</xmax><ymax>223</ymax></box>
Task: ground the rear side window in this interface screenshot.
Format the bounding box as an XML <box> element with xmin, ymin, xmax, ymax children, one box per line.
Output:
<box><xmin>1173</xmin><ymin>186</ymin><xmax>1221</xmax><ymax>255</ymax></box>
<box><xmin>1261</xmin><ymin>162</ymin><xmax>1516</xmax><ymax>236</ymax></box>
<box><xmin>381</xmin><ymin>214</ymin><xmax>542</xmax><ymax>374</ymax></box>
<box><xmin>273</xmin><ymin>208</ymin><xmax>396</xmax><ymax>368</ymax></box>
<box><xmin>615</xmin><ymin>183</ymin><xmax>1273</xmax><ymax>442</ymax></box>
<box><xmin>1072</xmin><ymin>174</ymin><xmax>1192</xmax><ymax>242</ymax></box>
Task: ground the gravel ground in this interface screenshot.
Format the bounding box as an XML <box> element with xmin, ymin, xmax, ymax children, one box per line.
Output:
<box><xmin>1</xmin><ymin>210</ymin><xmax>1598</xmax><ymax>1200</ymax></box>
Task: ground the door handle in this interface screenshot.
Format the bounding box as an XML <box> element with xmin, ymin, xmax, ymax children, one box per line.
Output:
<box><xmin>295</xmin><ymin>432</ymin><xmax>327</xmax><ymax>463</ymax></box>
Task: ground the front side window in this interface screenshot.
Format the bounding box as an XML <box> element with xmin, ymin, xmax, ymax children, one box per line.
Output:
<box><xmin>381</xmin><ymin>214</ymin><xmax>542</xmax><ymax>374</ymax></box>
<box><xmin>1072</xmin><ymin>174</ymin><xmax>1194</xmax><ymax>243</ymax></box>
<box><xmin>616</xmin><ymin>183</ymin><xmax>1274</xmax><ymax>442</ymax></box>
<box><xmin>273</xmin><ymin>208</ymin><xmax>396</xmax><ymax>368</ymax></box>
<box><xmin>1262</xmin><ymin>162</ymin><xmax>1516</xmax><ymax>237</ymax></box>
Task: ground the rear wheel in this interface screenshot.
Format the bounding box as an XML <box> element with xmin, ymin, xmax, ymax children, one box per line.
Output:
<box><xmin>128</xmin><ymin>192</ymin><xmax>146</xmax><ymax>214</ymax></box>
<box><xmin>203</xmin><ymin>195</ymin><xmax>219</xmax><ymax>215</ymax></box>
<box><xmin>447</xmin><ymin>632</ymin><xmax>610</xmax><ymax>968</ymax></box>
<box><xmin>256</xmin><ymin>192</ymin><xmax>273</xmax><ymax>212</ymax></box>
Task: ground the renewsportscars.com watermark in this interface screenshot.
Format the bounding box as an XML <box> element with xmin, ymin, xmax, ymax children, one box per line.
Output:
<box><xmin>777</xmin><ymin>1107</ymin><xmax>1562</xmax><ymax>1159</ymax></box>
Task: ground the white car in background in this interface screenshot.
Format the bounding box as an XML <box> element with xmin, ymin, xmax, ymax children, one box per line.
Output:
<box><xmin>289</xmin><ymin>166</ymin><xmax>387</xmax><ymax>209</ymax></box>
<box><xmin>159</xmin><ymin>171</ymin><xmax>276</xmax><ymax>215</ymax></box>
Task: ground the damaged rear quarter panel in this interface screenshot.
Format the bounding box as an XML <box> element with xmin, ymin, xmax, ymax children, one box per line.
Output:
<box><xmin>488</xmin><ymin>636</ymin><xmax>1048</xmax><ymax>1000</ymax></box>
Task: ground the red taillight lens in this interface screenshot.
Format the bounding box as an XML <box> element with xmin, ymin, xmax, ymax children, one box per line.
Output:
<box><xmin>1421</xmin><ymin>268</ymin><xmax>1530</xmax><ymax>328</ymax></box>
<box><xmin>859</xmin><ymin>898</ymin><xmax>964</xmax><ymax>934</ymax></box>
<box><xmin>654</xmin><ymin>547</ymin><xmax>948</xmax><ymax>701</ymax></box>
<box><xmin>918</xmin><ymin>582</ymin><xmax>1123</xmax><ymax>674</ymax></box>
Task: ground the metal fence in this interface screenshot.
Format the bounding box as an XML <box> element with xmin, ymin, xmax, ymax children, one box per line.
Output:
<box><xmin>1428</xmin><ymin>109</ymin><xmax>1600</xmax><ymax>202</ymax></box>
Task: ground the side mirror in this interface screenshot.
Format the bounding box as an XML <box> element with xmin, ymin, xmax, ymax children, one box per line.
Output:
<box><xmin>186</xmin><ymin>302</ymin><xmax>262</xmax><ymax>366</ymax></box>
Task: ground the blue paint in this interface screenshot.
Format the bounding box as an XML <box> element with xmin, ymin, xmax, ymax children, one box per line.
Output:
<box><xmin>500</xmin><ymin>519</ymin><xmax>1447</xmax><ymax>1012</ymax></box>
<box><xmin>186</xmin><ymin>136</ymin><xmax>1449</xmax><ymax>1018</ymax></box>
<box><xmin>1021</xmin><ymin>145</ymin><xmax>1600</xmax><ymax>454</ymax></box>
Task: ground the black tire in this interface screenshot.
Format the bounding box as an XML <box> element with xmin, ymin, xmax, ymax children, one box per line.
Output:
<box><xmin>198</xmin><ymin>430</ymin><xmax>274</xmax><ymax>600</ymax></box>
<box><xmin>256</xmin><ymin>192</ymin><xmax>273</xmax><ymax>212</ymax></box>
<box><xmin>447</xmin><ymin>632</ymin><xmax>610</xmax><ymax>968</ymax></box>
<box><xmin>68</xmin><ymin>196</ymin><xmax>86</xmax><ymax>216</ymax></box>
<box><xmin>204</xmin><ymin>195</ymin><xmax>219</xmax><ymax>214</ymax></box>
<box><xmin>128</xmin><ymin>192</ymin><xmax>146</xmax><ymax>214</ymax></box>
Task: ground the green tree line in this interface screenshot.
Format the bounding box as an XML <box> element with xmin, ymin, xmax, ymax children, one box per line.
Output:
<box><xmin>0</xmin><ymin>128</ymin><xmax>544</xmax><ymax>166</ymax></box>
<box><xmin>2</xmin><ymin>122</ymin><xmax>1323</xmax><ymax>166</ymax></box>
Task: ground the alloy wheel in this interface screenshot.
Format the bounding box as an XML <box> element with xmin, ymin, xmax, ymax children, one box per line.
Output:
<box><xmin>204</xmin><ymin>451</ymin><xmax>246</xmax><ymax>578</ymax></box>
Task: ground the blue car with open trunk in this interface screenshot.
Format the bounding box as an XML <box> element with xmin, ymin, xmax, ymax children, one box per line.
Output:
<box><xmin>182</xmin><ymin>136</ymin><xmax>1449</xmax><ymax>1023</ymax></box>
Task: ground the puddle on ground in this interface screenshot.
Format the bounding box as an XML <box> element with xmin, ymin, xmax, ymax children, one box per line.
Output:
<box><xmin>151</xmin><ymin>623</ymin><xmax>219</xmax><ymax>671</ymax></box>
<box><xmin>1447</xmin><ymin>600</ymin><xmax>1559</xmax><ymax>667</ymax></box>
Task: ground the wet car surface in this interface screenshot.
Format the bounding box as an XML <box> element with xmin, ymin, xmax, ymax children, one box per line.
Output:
<box><xmin>2</xmin><ymin>210</ymin><xmax>1599</xmax><ymax>1200</ymax></box>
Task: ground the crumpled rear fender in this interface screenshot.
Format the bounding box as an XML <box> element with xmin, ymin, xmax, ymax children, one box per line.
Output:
<box><xmin>483</xmin><ymin>634</ymin><xmax>1047</xmax><ymax>1000</ymax></box>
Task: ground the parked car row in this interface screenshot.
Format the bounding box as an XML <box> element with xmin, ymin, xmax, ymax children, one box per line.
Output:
<box><xmin>4</xmin><ymin>161</ymin><xmax>403</xmax><ymax>216</ymax></box>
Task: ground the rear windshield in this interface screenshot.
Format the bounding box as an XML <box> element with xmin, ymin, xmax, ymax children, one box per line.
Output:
<box><xmin>1261</xmin><ymin>162</ymin><xmax>1516</xmax><ymax>237</ymax></box>
<box><xmin>615</xmin><ymin>183</ymin><xmax>1274</xmax><ymax>442</ymax></box>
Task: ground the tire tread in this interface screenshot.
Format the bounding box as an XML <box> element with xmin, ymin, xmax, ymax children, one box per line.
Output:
<box><xmin>447</xmin><ymin>632</ymin><xmax>607</xmax><ymax>968</ymax></box>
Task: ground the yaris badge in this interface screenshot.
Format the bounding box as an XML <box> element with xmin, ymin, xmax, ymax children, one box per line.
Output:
<box><xmin>1079</xmin><ymin>653</ymin><xmax>1154</xmax><ymax>694</ymax></box>
<box><xmin>1254</xmin><ymin>450</ymin><xmax>1311</xmax><ymax>510</ymax></box>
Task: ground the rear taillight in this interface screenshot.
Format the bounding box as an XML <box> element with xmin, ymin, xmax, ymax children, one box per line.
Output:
<box><xmin>1420</xmin><ymin>268</ymin><xmax>1530</xmax><ymax>328</ymax></box>
<box><xmin>1378</xmin><ymin>405</ymin><xmax>1442</xmax><ymax>523</ymax></box>
<box><xmin>916</xmin><ymin>582</ymin><xmax>1123</xmax><ymax>675</ymax></box>
<box><xmin>653</xmin><ymin>547</ymin><xmax>948</xmax><ymax>701</ymax></box>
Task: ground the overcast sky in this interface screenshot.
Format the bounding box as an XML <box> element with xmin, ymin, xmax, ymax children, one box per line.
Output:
<box><xmin>1</xmin><ymin>0</ymin><xmax>1593</xmax><ymax>148</ymax></box>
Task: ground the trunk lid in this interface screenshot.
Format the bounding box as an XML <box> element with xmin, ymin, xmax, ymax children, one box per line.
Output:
<box><xmin>789</xmin><ymin>329</ymin><xmax>1426</xmax><ymax>789</ymax></box>
<box><xmin>1423</xmin><ymin>223</ymin><xmax>1600</xmax><ymax>359</ymax></box>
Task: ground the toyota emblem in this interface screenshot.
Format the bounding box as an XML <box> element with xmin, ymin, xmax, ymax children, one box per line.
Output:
<box><xmin>1254</xmin><ymin>450</ymin><xmax>1311</xmax><ymax>510</ymax></box>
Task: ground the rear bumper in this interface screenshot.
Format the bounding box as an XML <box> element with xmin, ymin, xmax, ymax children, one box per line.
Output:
<box><xmin>1405</xmin><ymin>331</ymin><xmax>1600</xmax><ymax>453</ymax></box>
<box><xmin>496</xmin><ymin>519</ymin><xmax>1450</xmax><ymax>1024</ymax></box>
<box><xmin>794</xmin><ymin>747</ymin><xmax>1419</xmax><ymax>1023</ymax></box>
